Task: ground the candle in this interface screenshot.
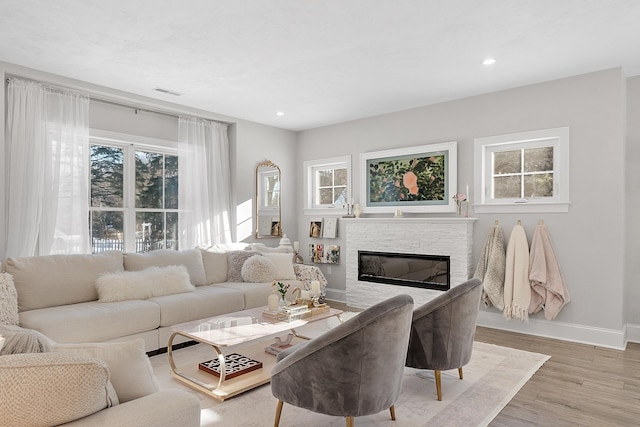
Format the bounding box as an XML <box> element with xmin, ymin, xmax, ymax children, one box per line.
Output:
<box><xmin>301</xmin><ymin>290</ymin><xmax>310</xmax><ymax>300</ymax></box>
<box><xmin>466</xmin><ymin>184</ymin><xmax>469</xmax><ymax>199</ymax></box>
<box><xmin>311</xmin><ymin>281</ymin><xmax>321</xmax><ymax>292</ymax></box>
<box><xmin>293</xmin><ymin>241</ymin><xmax>299</xmax><ymax>252</ymax></box>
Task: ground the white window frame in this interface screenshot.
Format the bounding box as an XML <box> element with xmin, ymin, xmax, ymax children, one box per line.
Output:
<box><xmin>303</xmin><ymin>155</ymin><xmax>351</xmax><ymax>215</ymax></box>
<box><xmin>89</xmin><ymin>129</ymin><xmax>179</xmax><ymax>252</ymax></box>
<box><xmin>474</xmin><ymin>127</ymin><xmax>570</xmax><ymax>213</ymax></box>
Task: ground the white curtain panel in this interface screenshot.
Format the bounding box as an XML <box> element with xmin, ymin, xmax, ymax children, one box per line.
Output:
<box><xmin>5</xmin><ymin>79</ymin><xmax>90</xmax><ymax>257</ymax></box>
<box><xmin>178</xmin><ymin>117</ymin><xmax>232</xmax><ymax>248</ymax></box>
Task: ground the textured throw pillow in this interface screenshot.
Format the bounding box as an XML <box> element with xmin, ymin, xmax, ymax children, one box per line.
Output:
<box><xmin>0</xmin><ymin>353</ymin><xmax>118</xmax><ymax>426</ymax></box>
<box><xmin>241</xmin><ymin>255</ymin><xmax>277</xmax><ymax>283</ymax></box>
<box><xmin>54</xmin><ymin>338</ymin><xmax>159</xmax><ymax>403</ymax></box>
<box><xmin>0</xmin><ymin>272</ymin><xmax>19</xmax><ymax>325</ymax></box>
<box><xmin>264</xmin><ymin>253</ymin><xmax>296</xmax><ymax>280</ymax></box>
<box><xmin>96</xmin><ymin>265</ymin><xmax>194</xmax><ymax>302</ymax></box>
<box><xmin>0</xmin><ymin>325</ymin><xmax>55</xmax><ymax>355</ymax></box>
<box><xmin>227</xmin><ymin>250</ymin><xmax>261</xmax><ymax>282</ymax></box>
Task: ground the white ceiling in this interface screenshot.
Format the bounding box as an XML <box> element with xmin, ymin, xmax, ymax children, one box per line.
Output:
<box><xmin>2</xmin><ymin>0</ymin><xmax>640</xmax><ymax>131</ymax></box>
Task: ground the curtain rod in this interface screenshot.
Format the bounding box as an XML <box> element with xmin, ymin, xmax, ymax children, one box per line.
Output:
<box><xmin>5</xmin><ymin>76</ymin><xmax>231</xmax><ymax>125</ymax></box>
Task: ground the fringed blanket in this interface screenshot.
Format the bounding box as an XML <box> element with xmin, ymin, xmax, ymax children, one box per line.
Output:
<box><xmin>474</xmin><ymin>224</ymin><xmax>506</xmax><ymax>310</ymax></box>
<box><xmin>528</xmin><ymin>224</ymin><xmax>570</xmax><ymax>320</ymax></box>
<box><xmin>504</xmin><ymin>224</ymin><xmax>530</xmax><ymax>322</ymax></box>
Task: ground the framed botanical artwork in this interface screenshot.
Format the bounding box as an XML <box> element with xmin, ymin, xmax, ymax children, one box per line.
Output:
<box><xmin>360</xmin><ymin>141</ymin><xmax>458</xmax><ymax>213</ymax></box>
<box><xmin>322</xmin><ymin>217</ymin><xmax>338</xmax><ymax>238</ymax></box>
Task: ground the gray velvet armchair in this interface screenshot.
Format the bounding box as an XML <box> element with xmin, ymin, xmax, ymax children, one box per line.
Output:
<box><xmin>270</xmin><ymin>294</ymin><xmax>414</xmax><ymax>427</ymax></box>
<box><xmin>405</xmin><ymin>278</ymin><xmax>482</xmax><ymax>401</ymax></box>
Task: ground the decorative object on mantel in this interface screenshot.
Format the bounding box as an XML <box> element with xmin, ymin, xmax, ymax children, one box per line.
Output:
<box><xmin>354</xmin><ymin>203</ymin><xmax>362</xmax><ymax>218</ymax></box>
<box><xmin>394</xmin><ymin>209</ymin><xmax>404</xmax><ymax>218</ymax></box>
<box><xmin>342</xmin><ymin>203</ymin><xmax>356</xmax><ymax>218</ymax></box>
<box><xmin>452</xmin><ymin>192</ymin><xmax>468</xmax><ymax>217</ymax></box>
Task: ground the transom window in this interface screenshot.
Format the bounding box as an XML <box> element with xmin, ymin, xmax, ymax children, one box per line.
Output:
<box><xmin>474</xmin><ymin>127</ymin><xmax>570</xmax><ymax>213</ymax></box>
<box><xmin>304</xmin><ymin>155</ymin><xmax>351</xmax><ymax>214</ymax></box>
<box><xmin>89</xmin><ymin>130</ymin><xmax>179</xmax><ymax>253</ymax></box>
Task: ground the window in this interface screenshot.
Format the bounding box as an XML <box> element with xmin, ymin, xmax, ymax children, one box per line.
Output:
<box><xmin>89</xmin><ymin>130</ymin><xmax>179</xmax><ymax>253</ymax></box>
<box><xmin>304</xmin><ymin>155</ymin><xmax>351</xmax><ymax>214</ymax></box>
<box><xmin>474</xmin><ymin>127</ymin><xmax>570</xmax><ymax>213</ymax></box>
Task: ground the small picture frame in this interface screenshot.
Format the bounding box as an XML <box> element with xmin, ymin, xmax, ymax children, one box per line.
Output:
<box><xmin>309</xmin><ymin>219</ymin><xmax>323</xmax><ymax>238</ymax></box>
<box><xmin>309</xmin><ymin>244</ymin><xmax>324</xmax><ymax>263</ymax></box>
<box><xmin>322</xmin><ymin>217</ymin><xmax>338</xmax><ymax>239</ymax></box>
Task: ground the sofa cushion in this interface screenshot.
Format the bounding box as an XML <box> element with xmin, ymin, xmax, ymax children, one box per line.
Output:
<box><xmin>241</xmin><ymin>255</ymin><xmax>276</xmax><ymax>283</ymax></box>
<box><xmin>19</xmin><ymin>300</ymin><xmax>160</xmax><ymax>344</ymax></box>
<box><xmin>148</xmin><ymin>285</ymin><xmax>245</xmax><ymax>327</ymax></box>
<box><xmin>227</xmin><ymin>250</ymin><xmax>260</xmax><ymax>282</ymax></box>
<box><xmin>0</xmin><ymin>272</ymin><xmax>19</xmax><ymax>325</ymax></box>
<box><xmin>0</xmin><ymin>352</ymin><xmax>118</xmax><ymax>426</ymax></box>
<box><xmin>4</xmin><ymin>251</ymin><xmax>124</xmax><ymax>311</ymax></box>
<box><xmin>198</xmin><ymin>249</ymin><xmax>228</xmax><ymax>284</ymax></box>
<box><xmin>96</xmin><ymin>266</ymin><xmax>194</xmax><ymax>302</ymax></box>
<box><xmin>263</xmin><ymin>253</ymin><xmax>296</xmax><ymax>280</ymax></box>
<box><xmin>54</xmin><ymin>338</ymin><xmax>159</xmax><ymax>403</ymax></box>
<box><xmin>124</xmin><ymin>249</ymin><xmax>206</xmax><ymax>286</ymax></box>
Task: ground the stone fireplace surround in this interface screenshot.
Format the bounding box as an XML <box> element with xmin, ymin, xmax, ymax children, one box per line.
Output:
<box><xmin>345</xmin><ymin>217</ymin><xmax>476</xmax><ymax>309</ymax></box>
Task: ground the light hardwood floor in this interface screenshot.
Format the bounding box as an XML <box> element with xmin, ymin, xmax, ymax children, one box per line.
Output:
<box><xmin>475</xmin><ymin>326</ymin><xmax>640</xmax><ymax>427</ymax></box>
<box><xmin>331</xmin><ymin>301</ymin><xmax>640</xmax><ymax>426</ymax></box>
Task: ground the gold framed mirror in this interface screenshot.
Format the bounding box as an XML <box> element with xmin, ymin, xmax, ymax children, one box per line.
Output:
<box><xmin>255</xmin><ymin>160</ymin><xmax>282</xmax><ymax>238</ymax></box>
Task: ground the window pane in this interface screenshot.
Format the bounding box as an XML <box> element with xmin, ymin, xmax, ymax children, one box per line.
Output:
<box><xmin>318</xmin><ymin>188</ymin><xmax>334</xmax><ymax>204</ymax></box>
<box><xmin>165</xmin><ymin>154</ymin><xmax>178</xmax><ymax>209</ymax></box>
<box><xmin>136</xmin><ymin>212</ymin><xmax>165</xmax><ymax>253</ymax></box>
<box><xmin>91</xmin><ymin>211</ymin><xmax>124</xmax><ymax>253</ymax></box>
<box><xmin>524</xmin><ymin>147</ymin><xmax>553</xmax><ymax>173</ymax></box>
<box><xmin>494</xmin><ymin>175</ymin><xmax>521</xmax><ymax>198</ymax></box>
<box><xmin>494</xmin><ymin>151</ymin><xmax>521</xmax><ymax>174</ymax></box>
<box><xmin>91</xmin><ymin>145</ymin><xmax>123</xmax><ymax>207</ymax></box>
<box><xmin>334</xmin><ymin>186</ymin><xmax>347</xmax><ymax>205</ymax></box>
<box><xmin>317</xmin><ymin>170</ymin><xmax>333</xmax><ymax>187</ymax></box>
<box><xmin>334</xmin><ymin>168</ymin><xmax>347</xmax><ymax>186</ymax></box>
<box><xmin>166</xmin><ymin>212</ymin><xmax>178</xmax><ymax>250</ymax></box>
<box><xmin>265</xmin><ymin>176</ymin><xmax>280</xmax><ymax>207</ymax></box>
<box><xmin>136</xmin><ymin>151</ymin><xmax>163</xmax><ymax>209</ymax></box>
<box><xmin>524</xmin><ymin>173</ymin><xmax>553</xmax><ymax>197</ymax></box>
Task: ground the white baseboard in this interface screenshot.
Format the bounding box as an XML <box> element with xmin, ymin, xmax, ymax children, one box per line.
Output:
<box><xmin>625</xmin><ymin>323</ymin><xmax>640</xmax><ymax>344</ymax></box>
<box><xmin>477</xmin><ymin>310</ymin><xmax>626</xmax><ymax>350</ymax></box>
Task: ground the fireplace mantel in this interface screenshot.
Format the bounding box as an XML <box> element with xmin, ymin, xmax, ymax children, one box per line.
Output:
<box><xmin>344</xmin><ymin>217</ymin><xmax>477</xmax><ymax>309</ymax></box>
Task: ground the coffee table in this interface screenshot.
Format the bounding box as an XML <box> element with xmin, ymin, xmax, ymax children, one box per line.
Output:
<box><xmin>167</xmin><ymin>305</ymin><xmax>343</xmax><ymax>401</ymax></box>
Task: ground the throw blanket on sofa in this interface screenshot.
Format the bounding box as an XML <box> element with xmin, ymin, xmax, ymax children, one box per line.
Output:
<box><xmin>528</xmin><ymin>224</ymin><xmax>570</xmax><ymax>320</ymax></box>
<box><xmin>504</xmin><ymin>224</ymin><xmax>530</xmax><ymax>322</ymax></box>
<box><xmin>474</xmin><ymin>224</ymin><xmax>506</xmax><ymax>310</ymax></box>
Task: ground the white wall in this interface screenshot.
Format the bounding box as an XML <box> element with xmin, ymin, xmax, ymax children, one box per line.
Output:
<box><xmin>297</xmin><ymin>68</ymin><xmax>628</xmax><ymax>348</ymax></box>
<box><xmin>0</xmin><ymin>61</ymin><xmax>298</xmax><ymax>258</ymax></box>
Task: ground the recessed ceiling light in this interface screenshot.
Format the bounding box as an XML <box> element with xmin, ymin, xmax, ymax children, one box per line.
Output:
<box><xmin>482</xmin><ymin>58</ymin><xmax>496</xmax><ymax>66</ymax></box>
<box><xmin>276</xmin><ymin>111</ymin><xmax>285</xmax><ymax>116</ymax></box>
<box><xmin>153</xmin><ymin>87</ymin><xmax>182</xmax><ymax>96</ymax></box>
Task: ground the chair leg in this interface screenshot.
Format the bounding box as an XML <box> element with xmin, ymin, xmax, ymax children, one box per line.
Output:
<box><xmin>459</xmin><ymin>367</ymin><xmax>464</xmax><ymax>380</ymax></box>
<box><xmin>274</xmin><ymin>399</ymin><xmax>284</xmax><ymax>427</ymax></box>
<box><xmin>346</xmin><ymin>416</ymin><xmax>355</xmax><ymax>427</ymax></box>
<box><xmin>435</xmin><ymin>370</ymin><xmax>442</xmax><ymax>401</ymax></box>
<box><xmin>389</xmin><ymin>405</ymin><xmax>396</xmax><ymax>420</ymax></box>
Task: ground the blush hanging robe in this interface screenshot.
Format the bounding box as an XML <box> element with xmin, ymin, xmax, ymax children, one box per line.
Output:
<box><xmin>504</xmin><ymin>224</ymin><xmax>530</xmax><ymax>322</ymax></box>
<box><xmin>473</xmin><ymin>224</ymin><xmax>506</xmax><ymax>310</ymax></box>
<box><xmin>528</xmin><ymin>224</ymin><xmax>570</xmax><ymax>320</ymax></box>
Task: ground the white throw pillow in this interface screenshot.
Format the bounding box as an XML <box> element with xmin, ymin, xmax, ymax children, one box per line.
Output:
<box><xmin>54</xmin><ymin>338</ymin><xmax>159</xmax><ymax>403</ymax></box>
<box><xmin>96</xmin><ymin>265</ymin><xmax>194</xmax><ymax>302</ymax></box>
<box><xmin>241</xmin><ymin>255</ymin><xmax>277</xmax><ymax>283</ymax></box>
<box><xmin>198</xmin><ymin>248</ymin><xmax>228</xmax><ymax>284</ymax></box>
<box><xmin>0</xmin><ymin>272</ymin><xmax>19</xmax><ymax>325</ymax></box>
<box><xmin>263</xmin><ymin>253</ymin><xmax>296</xmax><ymax>280</ymax></box>
<box><xmin>123</xmin><ymin>249</ymin><xmax>207</xmax><ymax>286</ymax></box>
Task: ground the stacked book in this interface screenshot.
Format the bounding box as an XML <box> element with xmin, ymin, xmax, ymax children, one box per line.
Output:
<box><xmin>277</xmin><ymin>304</ymin><xmax>311</xmax><ymax>321</ymax></box>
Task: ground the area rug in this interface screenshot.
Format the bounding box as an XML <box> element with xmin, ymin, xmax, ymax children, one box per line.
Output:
<box><xmin>151</xmin><ymin>334</ymin><xmax>549</xmax><ymax>427</ymax></box>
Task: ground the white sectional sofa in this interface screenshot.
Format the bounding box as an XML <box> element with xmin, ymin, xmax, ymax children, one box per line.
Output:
<box><xmin>3</xmin><ymin>244</ymin><xmax>318</xmax><ymax>353</ymax></box>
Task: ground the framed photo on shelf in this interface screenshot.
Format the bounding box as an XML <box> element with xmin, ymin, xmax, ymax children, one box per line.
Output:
<box><xmin>322</xmin><ymin>217</ymin><xmax>338</xmax><ymax>238</ymax></box>
<box><xmin>309</xmin><ymin>219</ymin><xmax>323</xmax><ymax>238</ymax></box>
<box><xmin>309</xmin><ymin>244</ymin><xmax>324</xmax><ymax>263</ymax></box>
<box><xmin>360</xmin><ymin>141</ymin><xmax>458</xmax><ymax>214</ymax></box>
